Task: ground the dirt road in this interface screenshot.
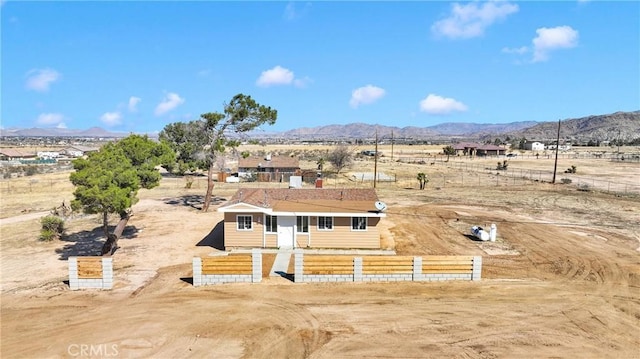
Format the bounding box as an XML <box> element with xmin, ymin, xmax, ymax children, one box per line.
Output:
<box><xmin>0</xmin><ymin>210</ymin><xmax>50</xmax><ymax>225</ymax></box>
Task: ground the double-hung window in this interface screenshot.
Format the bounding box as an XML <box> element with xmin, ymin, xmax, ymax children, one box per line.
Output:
<box><xmin>318</xmin><ymin>216</ymin><xmax>333</xmax><ymax>230</ymax></box>
<box><xmin>265</xmin><ymin>215</ymin><xmax>277</xmax><ymax>233</ymax></box>
<box><xmin>351</xmin><ymin>217</ymin><xmax>367</xmax><ymax>231</ymax></box>
<box><xmin>237</xmin><ymin>215</ymin><xmax>253</xmax><ymax>230</ymax></box>
<box><xmin>297</xmin><ymin>216</ymin><xmax>309</xmax><ymax>233</ymax></box>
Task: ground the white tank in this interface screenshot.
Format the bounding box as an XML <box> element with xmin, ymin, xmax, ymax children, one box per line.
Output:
<box><xmin>490</xmin><ymin>224</ymin><xmax>497</xmax><ymax>242</ymax></box>
<box><xmin>471</xmin><ymin>226</ymin><xmax>490</xmax><ymax>241</ymax></box>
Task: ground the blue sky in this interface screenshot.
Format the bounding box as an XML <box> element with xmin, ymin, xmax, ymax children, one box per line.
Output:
<box><xmin>1</xmin><ymin>1</ymin><xmax>638</xmax><ymax>133</ymax></box>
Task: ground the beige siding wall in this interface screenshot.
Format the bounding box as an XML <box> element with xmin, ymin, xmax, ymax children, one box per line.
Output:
<box><xmin>295</xmin><ymin>233</ymin><xmax>311</xmax><ymax>248</ymax></box>
<box><xmin>304</xmin><ymin>216</ymin><xmax>380</xmax><ymax>249</ymax></box>
<box><xmin>223</xmin><ymin>212</ymin><xmax>264</xmax><ymax>248</ymax></box>
<box><xmin>265</xmin><ymin>234</ymin><xmax>277</xmax><ymax>248</ymax></box>
<box><xmin>224</xmin><ymin>213</ymin><xmax>381</xmax><ymax>249</ymax></box>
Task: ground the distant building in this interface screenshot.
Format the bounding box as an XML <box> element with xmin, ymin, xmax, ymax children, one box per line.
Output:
<box><xmin>524</xmin><ymin>141</ymin><xmax>545</xmax><ymax>151</ymax></box>
<box><xmin>237</xmin><ymin>154</ymin><xmax>300</xmax><ymax>182</ymax></box>
<box><xmin>0</xmin><ymin>148</ymin><xmax>37</xmax><ymax>161</ymax></box>
<box><xmin>452</xmin><ymin>142</ymin><xmax>506</xmax><ymax>156</ymax></box>
<box><xmin>37</xmin><ymin>151</ymin><xmax>61</xmax><ymax>159</ymax></box>
<box><xmin>62</xmin><ymin>145</ymin><xmax>99</xmax><ymax>158</ymax></box>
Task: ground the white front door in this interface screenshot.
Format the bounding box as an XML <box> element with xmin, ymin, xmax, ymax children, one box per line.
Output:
<box><xmin>277</xmin><ymin>216</ymin><xmax>295</xmax><ymax>248</ymax></box>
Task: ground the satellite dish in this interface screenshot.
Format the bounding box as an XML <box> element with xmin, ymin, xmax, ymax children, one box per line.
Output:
<box><xmin>374</xmin><ymin>201</ymin><xmax>387</xmax><ymax>212</ymax></box>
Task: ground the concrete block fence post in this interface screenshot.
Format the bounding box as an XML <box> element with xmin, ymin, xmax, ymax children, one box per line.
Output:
<box><xmin>68</xmin><ymin>257</ymin><xmax>79</xmax><ymax>290</ymax></box>
<box><xmin>353</xmin><ymin>257</ymin><xmax>363</xmax><ymax>282</ymax></box>
<box><xmin>294</xmin><ymin>249</ymin><xmax>304</xmax><ymax>283</ymax></box>
<box><xmin>472</xmin><ymin>256</ymin><xmax>482</xmax><ymax>281</ymax></box>
<box><xmin>101</xmin><ymin>257</ymin><xmax>113</xmax><ymax>289</ymax></box>
<box><xmin>413</xmin><ymin>256</ymin><xmax>423</xmax><ymax>281</ymax></box>
<box><xmin>192</xmin><ymin>257</ymin><xmax>202</xmax><ymax>287</ymax></box>
<box><xmin>252</xmin><ymin>248</ymin><xmax>262</xmax><ymax>283</ymax></box>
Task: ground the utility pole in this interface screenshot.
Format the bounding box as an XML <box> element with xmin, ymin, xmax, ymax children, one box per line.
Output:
<box><xmin>391</xmin><ymin>130</ymin><xmax>394</xmax><ymax>161</ymax></box>
<box><xmin>617</xmin><ymin>129</ymin><xmax>621</xmax><ymax>159</ymax></box>
<box><xmin>374</xmin><ymin>129</ymin><xmax>378</xmax><ymax>188</ymax></box>
<box><xmin>552</xmin><ymin>119</ymin><xmax>561</xmax><ymax>184</ymax></box>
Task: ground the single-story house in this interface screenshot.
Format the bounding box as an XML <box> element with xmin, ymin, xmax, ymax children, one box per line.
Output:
<box><xmin>62</xmin><ymin>145</ymin><xmax>99</xmax><ymax>158</ymax></box>
<box><xmin>476</xmin><ymin>144</ymin><xmax>506</xmax><ymax>156</ymax></box>
<box><xmin>524</xmin><ymin>141</ymin><xmax>545</xmax><ymax>151</ymax></box>
<box><xmin>237</xmin><ymin>154</ymin><xmax>300</xmax><ymax>182</ymax></box>
<box><xmin>453</xmin><ymin>142</ymin><xmax>506</xmax><ymax>156</ymax></box>
<box><xmin>0</xmin><ymin>148</ymin><xmax>37</xmax><ymax>161</ymax></box>
<box><xmin>217</xmin><ymin>188</ymin><xmax>387</xmax><ymax>249</ymax></box>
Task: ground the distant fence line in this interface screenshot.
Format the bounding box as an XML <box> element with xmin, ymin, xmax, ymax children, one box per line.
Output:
<box><xmin>391</xmin><ymin>152</ymin><xmax>640</xmax><ymax>162</ymax></box>
<box><xmin>1</xmin><ymin>165</ymin><xmax>638</xmax><ymax>196</ymax></box>
<box><xmin>350</xmin><ymin>160</ymin><xmax>640</xmax><ymax>195</ymax></box>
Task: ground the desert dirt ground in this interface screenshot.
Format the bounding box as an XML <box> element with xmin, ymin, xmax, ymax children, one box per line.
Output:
<box><xmin>1</xmin><ymin>146</ymin><xmax>639</xmax><ymax>358</ymax></box>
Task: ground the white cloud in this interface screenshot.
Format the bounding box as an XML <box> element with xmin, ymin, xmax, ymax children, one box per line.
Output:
<box><xmin>256</xmin><ymin>66</ymin><xmax>295</xmax><ymax>87</ymax></box>
<box><xmin>432</xmin><ymin>1</ymin><xmax>519</xmax><ymax>39</ymax></box>
<box><xmin>502</xmin><ymin>46</ymin><xmax>529</xmax><ymax>55</ymax></box>
<box><xmin>56</xmin><ymin>122</ymin><xmax>67</xmax><ymax>129</ymax></box>
<box><xmin>197</xmin><ymin>69</ymin><xmax>211</xmax><ymax>77</ymax></box>
<box><xmin>419</xmin><ymin>94</ymin><xmax>468</xmax><ymax>115</ymax></box>
<box><xmin>128</xmin><ymin>96</ymin><xmax>141</xmax><ymax>112</ymax></box>
<box><xmin>25</xmin><ymin>68</ymin><xmax>61</xmax><ymax>92</ymax></box>
<box><xmin>532</xmin><ymin>26</ymin><xmax>579</xmax><ymax>62</ymax></box>
<box><xmin>100</xmin><ymin>111</ymin><xmax>122</xmax><ymax>126</ymax></box>
<box><xmin>283</xmin><ymin>2</ymin><xmax>312</xmax><ymax>21</ymax></box>
<box><xmin>155</xmin><ymin>92</ymin><xmax>185</xmax><ymax>116</ymax></box>
<box><xmin>36</xmin><ymin>113</ymin><xmax>65</xmax><ymax>126</ymax></box>
<box><xmin>293</xmin><ymin>76</ymin><xmax>313</xmax><ymax>88</ymax></box>
<box><xmin>349</xmin><ymin>85</ymin><xmax>386</xmax><ymax>108</ymax></box>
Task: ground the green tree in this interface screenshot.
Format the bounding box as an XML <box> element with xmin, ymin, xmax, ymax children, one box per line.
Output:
<box><xmin>161</xmin><ymin>94</ymin><xmax>277</xmax><ymax>212</ymax></box>
<box><xmin>159</xmin><ymin>121</ymin><xmax>207</xmax><ymax>175</ymax></box>
<box><xmin>70</xmin><ymin>135</ymin><xmax>174</xmax><ymax>255</ymax></box>
<box><xmin>327</xmin><ymin>144</ymin><xmax>353</xmax><ymax>175</ymax></box>
<box><xmin>417</xmin><ymin>172</ymin><xmax>429</xmax><ymax>190</ymax></box>
<box><xmin>518</xmin><ymin>137</ymin><xmax>527</xmax><ymax>150</ymax></box>
<box><xmin>442</xmin><ymin>145</ymin><xmax>456</xmax><ymax>161</ymax></box>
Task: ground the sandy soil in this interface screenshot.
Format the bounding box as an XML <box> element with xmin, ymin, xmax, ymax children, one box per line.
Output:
<box><xmin>1</xmin><ymin>161</ymin><xmax>639</xmax><ymax>358</ymax></box>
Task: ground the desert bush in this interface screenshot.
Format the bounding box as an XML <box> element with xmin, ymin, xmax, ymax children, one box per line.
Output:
<box><xmin>561</xmin><ymin>178</ymin><xmax>572</xmax><ymax>184</ymax></box>
<box><xmin>184</xmin><ymin>175</ymin><xmax>194</xmax><ymax>189</ymax></box>
<box><xmin>577</xmin><ymin>183</ymin><xmax>591</xmax><ymax>192</ymax></box>
<box><xmin>25</xmin><ymin>166</ymin><xmax>39</xmax><ymax>176</ymax></box>
<box><xmin>40</xmin><ymin>215</ymin><xmax>65</xmax><ymax>241</ymax></box>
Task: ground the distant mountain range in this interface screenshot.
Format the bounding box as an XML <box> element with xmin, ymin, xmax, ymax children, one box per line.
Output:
<box><xmin>0</xmin><ymin>126</ymin><xmax>127</xmax><ymax>138</ymax></box>
<box><xmin>1</xmin><ymin>111</ymin><xmax>638</xmax><ymax>141</ymax></box>
<box><xmin>279</xmin><ymin>121</ymin><xmax>539</xmax><ymax>139</ymax></box>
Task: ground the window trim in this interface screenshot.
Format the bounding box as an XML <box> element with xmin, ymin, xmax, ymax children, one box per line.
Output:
<box><xmin>265</xmin><ymin>215</ymin><xmax>277</xmax><ymax>233</ymax></box>
<box><xmin>236</xmin><ymin>215</ymin><xmax>253</xmax><ymax>231</ymax></box>
<box><xmin>317</xmin><ymin>216</ymin><xmax>334</xmax><ymax>231</ymax></box>
<box><xmin>296</xmin><ymin>216</ymin><xmax>309</xmax><ymax>233</ymax></box>
<box><xmin>351</xmin><ymin>216</ymin><xmax>367</xmax><ymax>231</ymax></box>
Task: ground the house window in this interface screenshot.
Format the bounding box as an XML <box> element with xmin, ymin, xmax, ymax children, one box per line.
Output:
<box><xmin>318</xmin><ymin>216</ymin><xmax>333</xmax><ymax>230</ymax></box>
<box><xmin>297</xmin><ymin>216</ymin><xmax>309</xmax><ymax>233</ymax></box>
<box><xmin>237</xmin><ymin>215</ymin><xmax>253</xmax><ymax>230</ymax></box>
<box><xmin>265</xmin><ymin>215</ymin><xmax>277</xmax><ymax>233</ymax></box>
<box><xmin>351</xmin><ymin>217</ymin><xmax>367</xmax><ymax>231</ymax></box>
